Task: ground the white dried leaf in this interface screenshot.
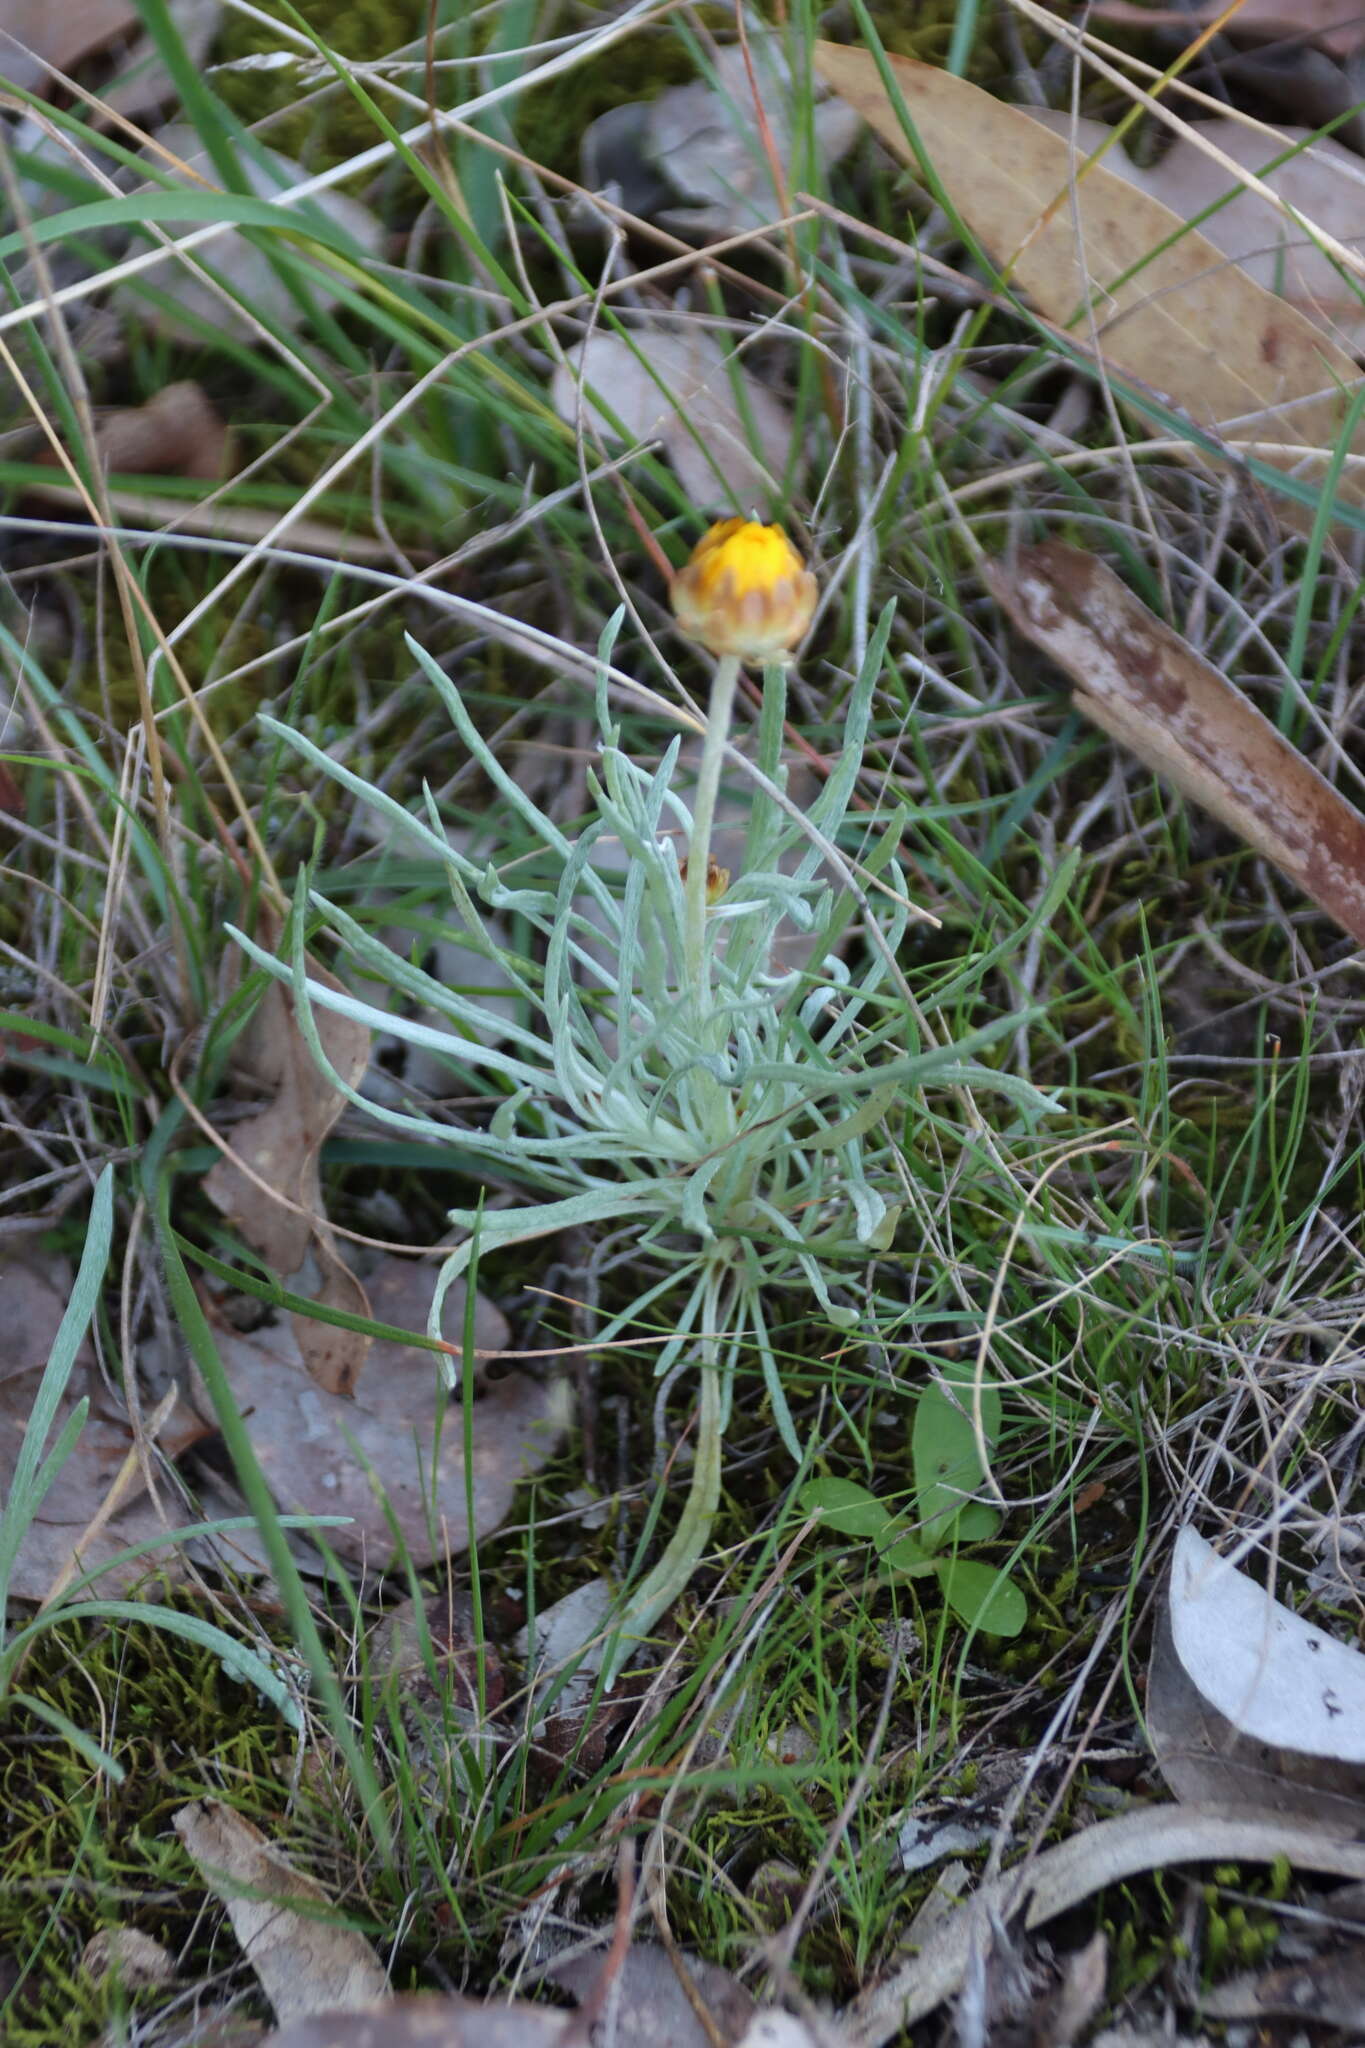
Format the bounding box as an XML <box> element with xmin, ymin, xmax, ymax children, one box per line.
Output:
<box><xmin>173</xmin><ymin>1801</ymin><xmax>387</xmax><ymax>2024</ymax></box>
<box><xmin>1169</xmin><ymin>1524</ymin><xmax>1365</xmax><ymax>1764</ymax></box>
<box><xmin>552</xmin><ymin>325</ymin><xmax>793</xmax><ymax>512</ymax></box>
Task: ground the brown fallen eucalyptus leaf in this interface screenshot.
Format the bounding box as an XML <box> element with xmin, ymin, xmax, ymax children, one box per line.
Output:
<box><xmin>189</xmin><ymin>1255</ymin><xmax>568</xmax><ymax>1573</ymax></box>
<box><xmin>1149</xmin><ymin>1524</ymin><xmax>1365</xmax><ymax>1819</ymax></box>
<box><xmin>985</xmin><ymin>541</ymin><xmax>1365</xmax><ymax>946</ymax></box>
<box><xmin>204</xmin><ymin>971</ymin><xmax>371</xmax><ymax>1396</ymax></box>
<box><xmin>0</xmin><ymin>0</ymin><xmax>138</xmax><ymax>94</ymax></box>
<box><xmin>173</xmin><ymin>1801</ymin><xmax>389</xmax><ymax>2026</ymax></box>
<box><xmin>845</xmin><ymin>1806</ymin><xmax>1365</xmax><ymax>2046</ymax></box>
<box><xmin>813</xmin><ymin>44</ymin><xmax>1365</xmax><ymax>508</ymax></box>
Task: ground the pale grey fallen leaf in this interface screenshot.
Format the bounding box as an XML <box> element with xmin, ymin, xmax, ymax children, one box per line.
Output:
<box><xmin>118</xmin><ymin>125</ymin><xmax>382</xmax><ymax>342</ymax></box>
<box><xmin>1170</xmin><ymin>1527</ymin><xmax>1365</xmax><ymax>1759</ymax></box>
<box><xmin>81</xmin><ymin>1927</ymin><xmax>177</xmax><ymax>1988</ymax></box>
<box><xmin>1148</xmin><ymin>1590</ymin><xmax>1365</xmax><ymax>1821</ymax></box>
<box><xmin>1024</xmin><ymin>111</ymin><xmax>1365</xmax><ymax>349</ymax></box>
<box><xmin>553</xmin><ymin>325</ymin><xmax>793</xmax><ymax>513</ymax></box>
<box><xmin>898</xmin><ymin>1814</ymin><xmax>993</xmax><ymax>1876</ymax></box>
<box><xmin>1091</xmin><ymin>2032</ymin><xmax>1212</xmax><ymax>2048</ymax></box>
<box><xmin>101</xmin><ymin>0</ymin><xmax>222</xmax><ymax>123</ymax></box>
<box><xmin>585</xmin><ymin>35</ymin><xmax>859</xmax><ymax>240</ymax></box>
<box><xmin>196</xmin><ymin>1255</ymin><xmax>568</xmax><ymax>1574</ymax></box>
<box><xmin>548</xmin><ymin>1942</ymin><xmax>755</xmax><ymax>2047</ymax></box>
<box><xmin>514</xmin><ymin>1578</ymin><xmax>633</xmax><ymax>1771</ymax></box>
<box><xmin>173</xmin><ymin>1800</ymin><xmax>388</xmax><ymax>2025</ymax></box>
<box><xmin>1043</xmin><ymin>1932</ymin><xmax>1109</xmax><ymax>2048</ymax></box>
<box><xmin>1148</xmin><ymin>1525</ymin><xmax>1365</xmax><ymax>1816</ymax></box>
<box><xmin>258</xmin><ymin>1997</ymin><xmax>569</xmax><ymax>2048</ymax></box>
<box><xmin>515</xmin><ymin>1578</ymin><xmax>616</xmax><ymax>1683</ymax></box>
<box><xmin>737</xmin><ymin>2019</ymin><xmax>842</xmax><ymax>2048</ymax></box>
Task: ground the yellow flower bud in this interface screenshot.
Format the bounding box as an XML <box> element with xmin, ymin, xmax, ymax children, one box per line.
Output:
<box><xmin>679</xmin><ymin>853</ymin><xmax>730</xmax><ymax>902</ymax></box>
<box><xmin>670</xmin><ymin>518</ymin><xmax>817</xmax><ymax>663</ymax></box>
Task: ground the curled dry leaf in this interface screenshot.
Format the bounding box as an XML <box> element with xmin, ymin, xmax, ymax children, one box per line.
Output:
<box><xmin>985</xmin><ymin>541</ymin><xmax>1365</xmax><ymax>946</ymax></box>
<box><xmin>370</xmin><ymin>1592</ymin><xmax>504</xmax><ymax>1804</ymax></box>
<box><xmin>91</xmin><ymin>380</ymin><xmax>230</xmax><ymax>480</ymax></box>
<box><xmin>81</xmin><ymin>1928</ymin><xmax>177</xmax><ymax>1990</ymax></box>
<box><xmin>514</xmin><ymin>1579</ymin><xmax>632</xmax><ymax>1774</ymax></box>
<box><xmin>204</xmin><ymin>972</ymin><xmax>371</xmax><ymax>1396</ymax></box>
<box><xmin>813</xmin><ymin>45</ymin><xmax>1365</xmax><ymax>509</ymax></box>
<box><xmin>99</xmin><ymin>0</ymin><xmax>222</xmax><ymax>125</ymax></box>
<box><xmin>173</xmin><ymin>1800</ymin><xmax>388</xmax><ymax>2025</ymax></box>
<box><xmin>1023</xmin><ymin>112</ymin><xmax>1365</xmax><ymax>350</ymax></box>
<box><xmin>1148</xmin><ymin>1524</ymin><xmax>1365</xmax><ymax>1818</ymax></box>
<box><xmin>582</xmin><ymin>35</ymin><xmax>860</xmax><ymax>240</ymax></box>
<box><xmin>196</xmin><ymin>1255</ymin><xmax>568</xmax><ymax>1573</ymax></box>
<box><xmin>552</xmin><ymin>325</ymin><xmax>794</xmax><ymax>513</ymax></box>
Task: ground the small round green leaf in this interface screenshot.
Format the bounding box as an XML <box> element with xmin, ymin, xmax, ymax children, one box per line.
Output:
<box><xmin>936</xmin><ymin>1559</ymin><xmax>1027</xmax><ymax>1638</ymax></box>
<box><xmin>878</xmin><ymin>1531</ymin><xmax>937</xmax><ymax>1577</ymax></box>
<box><xmin>952</xmin><ymin>1504</ymin><xmax>1001</xmax><ymax>1543</ymax></box>
<box><xmin>798</xmin><ymin>1478</ymin><xmax>892</xmax><ymax>1542</ymax></box>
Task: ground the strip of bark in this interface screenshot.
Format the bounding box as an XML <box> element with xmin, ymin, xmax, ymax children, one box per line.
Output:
<box><xmin>986</xmin><ymin>541</ymin><xmax>1365</xmax><ymax>945</ymax></box>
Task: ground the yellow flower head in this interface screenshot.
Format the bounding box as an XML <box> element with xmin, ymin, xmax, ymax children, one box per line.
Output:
<box><xmin>670</xmin><ymin>518</ymin><xmax>817</xmax><ymax>663</ymax></box>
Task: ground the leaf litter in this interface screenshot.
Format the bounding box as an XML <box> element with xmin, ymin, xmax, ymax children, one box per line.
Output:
<box><xmin>168</xmin><ymin>1255</ymin><xmax>569</xmax><ymax>1574</ymax></box>
<box><xmin>1089</xmin><ymin>0</ymin><xmax>1365</xmax><ymax>62</ymax></box>
<box><xmin>204</xmin><ymin>969</ymin><xmax>372</xmax><ymax>1396</ymax></box>
<box><xmin>118</xmin><ymin>124</ymin><xmax>383</xmax><ymax>344</ymax></box>
<box><xmin>173</xmin><ymin>1800</ymin><xmax>388</xmax><ymax>2025</ymax></box>
<box><xmin>553</xmin><ymin>325</ymin><xmax>794</xmax><ymax>514</ymax></box>
<box><xmin>0</xmin><ymin>1244</ymin><xmax>209</xmax><ymax>1601</ymax></box>
<box><xmin>813</xmin><ymin>44</ymin><xmax>1365</xmax><ymax>510</ymax></box>
<box><xmin>0</xmin><ymin>0</ymin><xmax>139</xmax><ymax>95</ymax></box>
<box><xmin>1149</xmin><ymin>1523</ymin><xmax>1365</xmax><ymax>1815</ymax></box>
<box><xmin>1022</xmin><ymin>110</ymin><xmax>1365</xmax><ymax>351</ymax></box>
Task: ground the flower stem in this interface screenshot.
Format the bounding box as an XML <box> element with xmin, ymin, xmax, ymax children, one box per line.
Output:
<box><xmin>683</xmin><ymin>652</ymin><xmax>741</xmax><ymax>996</ymax></box>
<box><xmin>603</xmin><ymin>1352</ymin><xmax>724</xmax><ymax>1687</ymax></box>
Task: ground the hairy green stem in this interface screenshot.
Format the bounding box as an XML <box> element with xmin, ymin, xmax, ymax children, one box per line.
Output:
<box><xmin>682</xmin><ymin>652</ymin><xmax>741</xmax><ymax>996</ymax></box>
<box><xmin>605</xmin><ymin>1281</ymin><xmax>728</xmax><ymax>1686</ymax></box>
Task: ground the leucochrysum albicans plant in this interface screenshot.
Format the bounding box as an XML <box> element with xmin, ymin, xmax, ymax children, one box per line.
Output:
<box><xmin>233</xmin><ymin>519</ymin><xmax>1056</xmax><ymax>1679</ymax></box>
